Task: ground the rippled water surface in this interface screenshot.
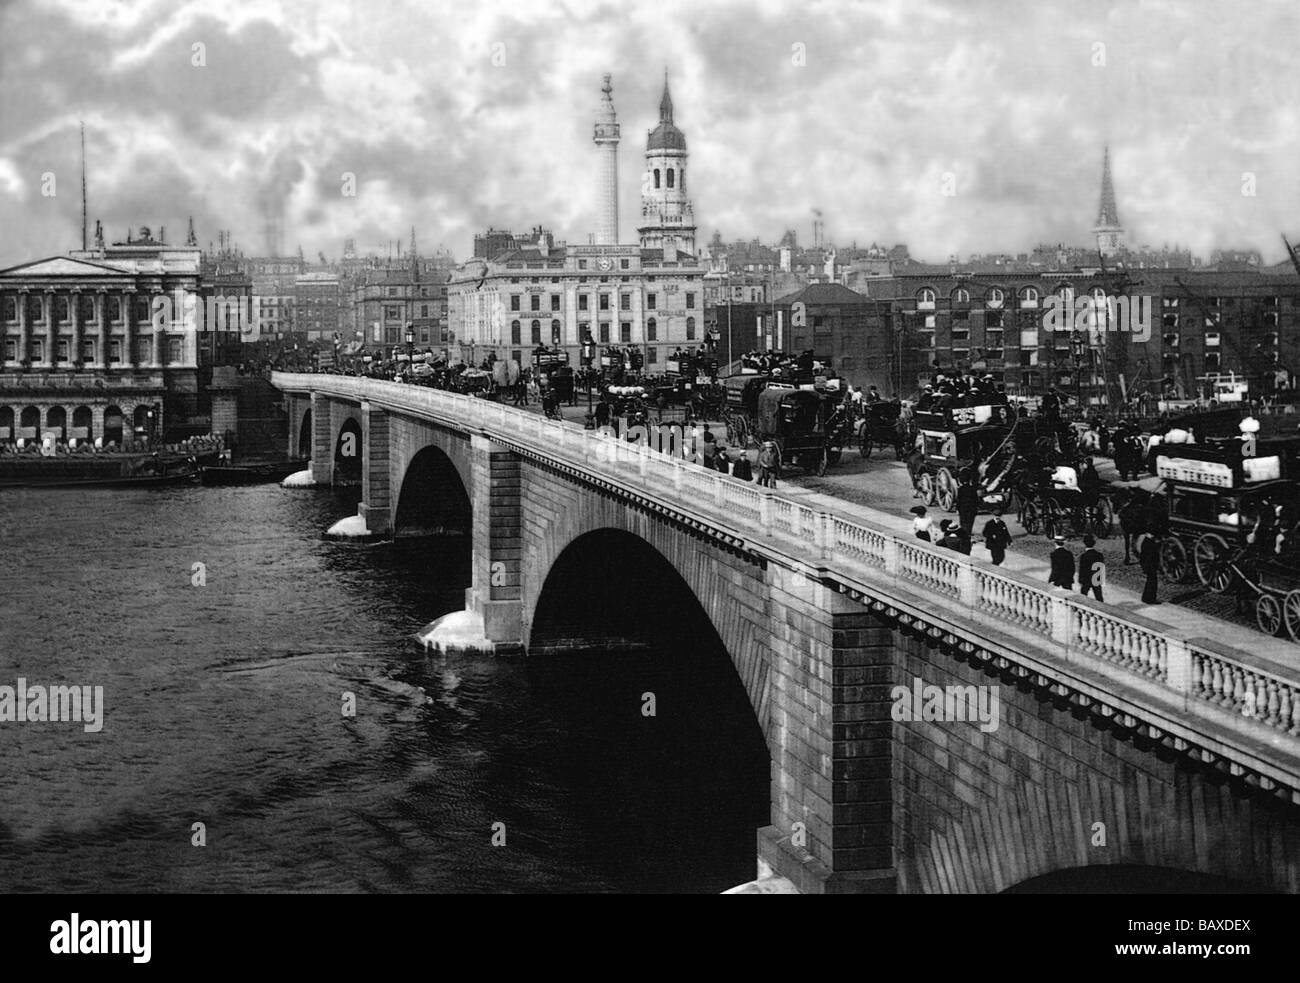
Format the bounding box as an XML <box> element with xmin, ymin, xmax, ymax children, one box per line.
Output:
<box><xmin>0</xmin><ymin>484</ymin><xmax>767</xmax><ymax>893</ymax></box>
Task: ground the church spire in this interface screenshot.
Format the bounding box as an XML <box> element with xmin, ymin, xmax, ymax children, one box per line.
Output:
<box><xmin>1096</xmin><ymin>145</ymin><xmax>1120</xmax><ymax>228</ymax></box>
<box><xmin>1093</xmin><ymin>144</ymin><xmax>1124</xmax><ymax>257</ymax></box>
<box><xmin>659</xmin><ymin>69</ymin><xmax>673</xmax><ymax>124</ymax></box>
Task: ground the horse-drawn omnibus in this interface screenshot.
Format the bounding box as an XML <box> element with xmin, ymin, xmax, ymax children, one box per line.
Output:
<box><xmin>1154</xmin><ymin>439</ymin><xmax>1300</xmax><ymax>640</ymax></box>
<box><xmin>755</xmin><ymin>384</ymin><xmax>854</xmax><ymax>476</ymax></box>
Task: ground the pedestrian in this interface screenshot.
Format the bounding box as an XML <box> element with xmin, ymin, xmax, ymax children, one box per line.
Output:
<box><xmin>1078</xmin><ymin>533</ymin><xmax>1105</xmax><ymax>602</ymax></box>
<box><xmin>757</xmin><ymin>440</ymin><xmax>781</xmax><ymax>488</ymax></box>
<box><xmin>1139</xmin><ymin>531</ymin><xmax>1161</xmax><ymax>604</ymax></box>
<box><xmin>982</xmin><ymin>514</ymin><xmax>1011</xmax><ymax>565</ymax></box>
<box><xmin>956</xmin><ymin>473</ymin><xmax>979</xmax><ymax>537</ymax></box>
<box><xmin>715</xmin><ymin>445</ymin><xmax>731</xmax><ymax>476</ymax></box>
<box><xmin>911</xmin><ymin>505</ymin><xmax>934</xmax><ymax>542</ymax></box>
<box><xmin>1048</xmin><ymin>535</ymin><xmax>1074</xmax><ymax>589</ymax></box>
<box><xmin>938</xmin><ymin>520</ymin><xmax>970</xmax><ymax>555</ymax></box>
<box><xmin>731</xmin><ymin>451</ymin><xmax>753</xmax><ymax>482</ymax></box>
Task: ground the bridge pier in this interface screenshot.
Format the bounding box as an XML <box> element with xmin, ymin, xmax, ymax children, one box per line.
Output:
<box><xmin>358</xmin><ymin>401</ymin><xmax>391</xmax><ymax>535</ymax></box>
<box><xmin>464</xmin><ymin>435</ymin><xmax>523</xmax><ymax>649</ymax></box>
<box><xmin>758</xmin><ymin>577</ymin><xmax>898</xmax><ymax>894</ymax></box>
<box><xmin>309</xmin><ymin>392</ymin><xmax>333</xmax><ymax>486</ymax></box>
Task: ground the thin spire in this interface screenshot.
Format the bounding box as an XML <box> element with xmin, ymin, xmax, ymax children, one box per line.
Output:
<box><xmin>659</xmin><ymin>69</ymin><xmax>673</xmax><ymax>124</ymax></box>
<box><xmin>1096</xmin><ymin>144</ymin><xmax>1120</xmax><ymax>228</ymax></box>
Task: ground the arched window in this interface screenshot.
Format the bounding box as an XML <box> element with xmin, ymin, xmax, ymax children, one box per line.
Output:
<box><xmin>666</xmin><ymin>168</ymin><xmax>675</xmax><ymax>189</ymax></box>
<box><xmin>986</xmin><ymin>288</ymin><xmax>1004</xmax><ymax>309</ymax></box>
<box><xmin>530</xmin><ymin>319</ymin><xmax>541</xmax><ymax>344</ymax></box>
<box><xmin>679</xmin><ymin>170</ymin><xmax>685</xmax><ymax>192</ymax></box>
<box><xmin>510</xmin><ymin>319</ymin><xmax>521</xmax><ymax>344</ymax></box>
<box><xmin>686</xmin><ymin>316</ymin><xmax>696</xmax><ymax>340</ymax></box>
<box><xmin>56</xmin><ymin>295</ymin><xmax>70</xmax><ymax>321</ymax></box>
<box><xmin>2</xmin><ymin>295</ymin><xmax>14</xmax><ymax>321</ymax></box>
<box><xmin>550</xmin><ymin>319</ymin><xmax>561</xmax><ymax>345</ymax></box>
<box><xmin>1018</xmin><ymin>286</ymin><xmax>1039</xmax><ymax>308</ymax></box>
<box><xmin>917</xmin><ymin>288</ymin><xmax>936</xmax><ymax>310</ymax></box>
<box><xmin>654</xmin><ymin>169</ymin><xmax>661</xmax><ymax>189</ymax></box>
<box><xmin>952</xmin><ymin>287</ymin><xmax>970</xmax><ymax>304</ymax></box>
<box><xmin>647</xmin><ymin>317</ymin><xmax>657</xmax><ymax>341</ymax></box>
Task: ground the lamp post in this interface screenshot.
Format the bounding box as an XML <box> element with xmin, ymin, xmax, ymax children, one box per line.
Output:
<box><xmin>582</xmin><ymin>336</ymin><xmax>596</xmax><ymax>414</ymax></box>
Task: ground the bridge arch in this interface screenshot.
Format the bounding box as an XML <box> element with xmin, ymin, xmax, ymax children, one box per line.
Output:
<box><xmin>393</xmin><ymin>444</ymin><xmax>472</xmax><ymax>538</ymax></box>
<box><xmin>334</xmin><ymin>415</ymin><xmax>362</xmax><ymax>485</ymax></box>
<box><xmin>528</xmin><ymin>527</ymin><xmax>771</xmax><ymax>886</ymax></box>
<box><xmin>297</xmin><ymin>408</ymin><xmax>312</xmax><ymax>459</ymax></box>
<box><xmin>524</xmin><ymin>511</ymin><xmax>774</xmax><ymax>741</ymax></box>
<box><xmin>1004</xmin><ymin>864</ymin><xmax>1273</xmax><ymax>894</ymax></box>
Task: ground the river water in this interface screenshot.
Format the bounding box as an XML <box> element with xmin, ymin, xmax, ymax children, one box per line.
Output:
<box><xmin>0</xmin><ymin>483</ymin><xmax>767</xmax><ymax>893</ymax></box>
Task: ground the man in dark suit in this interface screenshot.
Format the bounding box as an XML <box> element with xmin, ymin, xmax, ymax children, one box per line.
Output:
<box><xmin>1049</xmin><ymin>536</ymin><xmax>1074</xmax><ymax>589</ymax></box>
<box><xmin>982</xmin><ymin>515</ymin><xmax>1011</xmax><ymax>565</ymax></box>
<box><xmin>1078</xmin><ymin>534</ymin><xmax>1105</xmax><ymax>601</ymax></box>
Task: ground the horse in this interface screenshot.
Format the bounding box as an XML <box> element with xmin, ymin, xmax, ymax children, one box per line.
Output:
<box><xmin>1116</xmin><ymin>487</ymin><xmax>1151</xmax><ymax>564</ymax></box>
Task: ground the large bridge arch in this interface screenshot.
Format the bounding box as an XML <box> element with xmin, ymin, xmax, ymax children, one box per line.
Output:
<box><xmin>521</xmin><ymin>492</ymin><xmax>777</xmax><ymax>741</ymax></box>
<box><xmin>528</xmin><ymin>526</ymin><xmax>772</xmax><ymax>888</ymax></box>
<box><xmin>393</xmin><ymin>444</ymin><xmax>473</xmax><ymax>538</ymax></box>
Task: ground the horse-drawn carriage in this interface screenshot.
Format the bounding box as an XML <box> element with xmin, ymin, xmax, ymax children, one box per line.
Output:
<box><xmin>1153</xmin><ymin>440</ymin><xmax>1300</xmax><ymax>641</ymax></box>
<box><xmin>910</xmin><ymin>403</ymin><xmax>1014</xmax><ymax>511</ymax></box>
<box><xmin>721</xmin><ymin>374</ymin><xmax>771</xmax><ymax>448</ymax></box>
<box><xmin>857</xmin><ymin>401</ymin><xmax>906</xmax><ymax>459</ymax></box>
<box><xmin>755</xmin><ymin>385</ymin><xmax>853</xmax><ymax>476</ymax></box>
<box><xmin>1015</xmin><ymin>461</ymin><xmax>1114</xmax><ymax>539</ymax></box>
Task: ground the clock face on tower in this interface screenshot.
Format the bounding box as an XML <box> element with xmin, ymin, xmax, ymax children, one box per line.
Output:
<box><xmin>597</xmin><ymin>257</ymin><xmax>612</xmax><ymax>271</ymax></box>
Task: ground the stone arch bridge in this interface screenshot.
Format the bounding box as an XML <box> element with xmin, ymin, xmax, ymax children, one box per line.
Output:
<box><xmin>276</xmin><ymin>372</ymin><xmax>1300</xmax><ymax>894</ymax></box>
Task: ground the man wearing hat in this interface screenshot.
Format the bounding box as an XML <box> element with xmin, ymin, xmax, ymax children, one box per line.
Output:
<box><xmin>757</xmin><ymin>440</ymin><xmax>781</xmax><ymax>488</ymax></box>
<box><xmin>1048</xmin><ymin>535</ymin><xmax>1075</xmax><ymax>589</ymax></box>
<box><xmin>982</xmin><ymin>513</ymin><xmax>1011</xmax><ymax>565</ymax></box>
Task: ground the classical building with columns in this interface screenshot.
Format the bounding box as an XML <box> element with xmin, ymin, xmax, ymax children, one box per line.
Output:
<box><xmin>447</xmin><ymin>73</ymin><xmax>705</xmax><ymax>369</ymax></box>
<box><xmin>0</xmin><ymin>225</ymin><xmax>202</xmax><ymax>447</ymax></box>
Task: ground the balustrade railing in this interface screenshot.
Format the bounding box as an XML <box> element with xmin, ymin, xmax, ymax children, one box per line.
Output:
<box><xmin>274</xmin><ymin>373</ymin><xmax>1300</xmax><ymax>753</ymax></box>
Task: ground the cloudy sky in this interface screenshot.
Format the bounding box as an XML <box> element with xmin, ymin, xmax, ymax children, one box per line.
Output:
<box><xmin>2</xmin><ymin>0</ymin><xmax>1298</xmax><ymax>269</ymax></box>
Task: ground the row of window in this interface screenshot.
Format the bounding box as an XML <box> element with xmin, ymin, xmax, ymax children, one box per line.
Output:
<box><xmin>511</xmin><ymin>291</ymin><xmax>697</xmax><ymax>313</ymax></box>
<box><xmin>915</xmin><ymin>286</ymin><xmax>1293</xmax><ymax>309</ymax></box>
<box><xmin>383</xmin><ymin>305</ymin><xmax>440</xmax><ymax>319</ymax></box>
<box><xmin>503</xmin><ymin>316</ymin><xmax>698</xmax><ymax>345</ymax></box>
<box><xmin>4</xmin><ymin>337</ymin><xmax>179</xmax><ymax>363</ymax></box>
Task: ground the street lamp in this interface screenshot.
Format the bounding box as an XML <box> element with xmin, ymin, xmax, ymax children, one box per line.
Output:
<box><xmin>582</xmin><ymin>336</ymin><xmax>596</xmax><ymax>414</ymax></box>
<box><xmin>405</xmin><ymin>323</ymin><xmax>414</xmax><ymax>379</ymax></box>
<box><xmin>1070</xmin><ymin>330</ymin><xmax>1087</xmax><ymax>411</ymax></box>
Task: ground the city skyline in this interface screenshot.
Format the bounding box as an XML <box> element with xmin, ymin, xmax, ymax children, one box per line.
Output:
<box><xmin>2</xmin><ymin>0</ymin><xmax>1299</xmax><ymax>270</ymax></box>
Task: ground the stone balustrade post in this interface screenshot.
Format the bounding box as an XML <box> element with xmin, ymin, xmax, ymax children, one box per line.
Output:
<box><xmin>957</xmin><ymin>562</ymin><xmax>978</xmax><ymax>606</ymax></box>
<box><xmin>1165</xmin><ymin>636</ymin><xmax>1191</xmax><ymax>707</ymax></box>
<box><xmin>1050</xmin><ymin>593</ymin><xmax>1072</xmax><ymax>648</ymax></box>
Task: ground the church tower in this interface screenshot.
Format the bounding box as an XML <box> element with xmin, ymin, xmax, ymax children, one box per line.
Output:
<box><xmin>638</xmin><ymin>72</ymin><xmax>696</xmax><ymax>257</ymax></box>
<box><xmin>592</xmin><ymin>74</ymin><xmax>621</xmax><ymax>244</ymax></box>
<box><xmin>1092</xmin><ymin>145</ymin><xmax>1124</xmax><ymax>257</ymax></box>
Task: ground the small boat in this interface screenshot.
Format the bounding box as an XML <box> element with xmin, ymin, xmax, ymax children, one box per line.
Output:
<box><xmin>199</xmin><ymin>459</ymin><xmax>308</xmax><ymax>486</ymax></box>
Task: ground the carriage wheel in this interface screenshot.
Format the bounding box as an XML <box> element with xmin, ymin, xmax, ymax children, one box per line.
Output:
<box><xmin>1283</xmin><ymin>590</ymin><xmax>1300</xmax><ymax>643</ymax></box>
<box><xmin>1022</xmin><ymin>500</ymin><xmax>1042</xmax><ymax>536</ymax></box>
<box><xmin>919</xmin><ymin>473</ymin><xmax>936</xmax><ymax>506</ymax></box>
<box><xmin>1193</xmin><ymin>534</ymin><xmax>1234</xmax><ymax>594</ymax></box>
<box><xmin>1090</xmin><ymin>498</ymin><xmax>1114</xmax><ymax>538</ymax></box>
<box><xmin>937</xmin><ymin>468</ymin><xmax>957</xmax><ymax>513</ymax></box>
<box><xmin>1159</xmin><ymin>537</ymin><xmax>1190</xmax><ymax>583</ymax></box>
<box><xmin>1256</xmin><ymin>593</ymin><xmax>1284</xmax><ymax>636</ymax></box>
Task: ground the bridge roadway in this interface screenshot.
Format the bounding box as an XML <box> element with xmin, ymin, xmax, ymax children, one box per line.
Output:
<box><xmin>275</xmin><ymin>372</ymin><xmax>1300</xmax><ymax>893</ymax></box>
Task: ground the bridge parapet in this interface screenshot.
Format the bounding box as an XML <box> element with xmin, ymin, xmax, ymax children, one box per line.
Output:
<box><xmin>273</xmin><ymin>372</ymin><xmax>1300</xmax><ymax>805</ymax></box>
